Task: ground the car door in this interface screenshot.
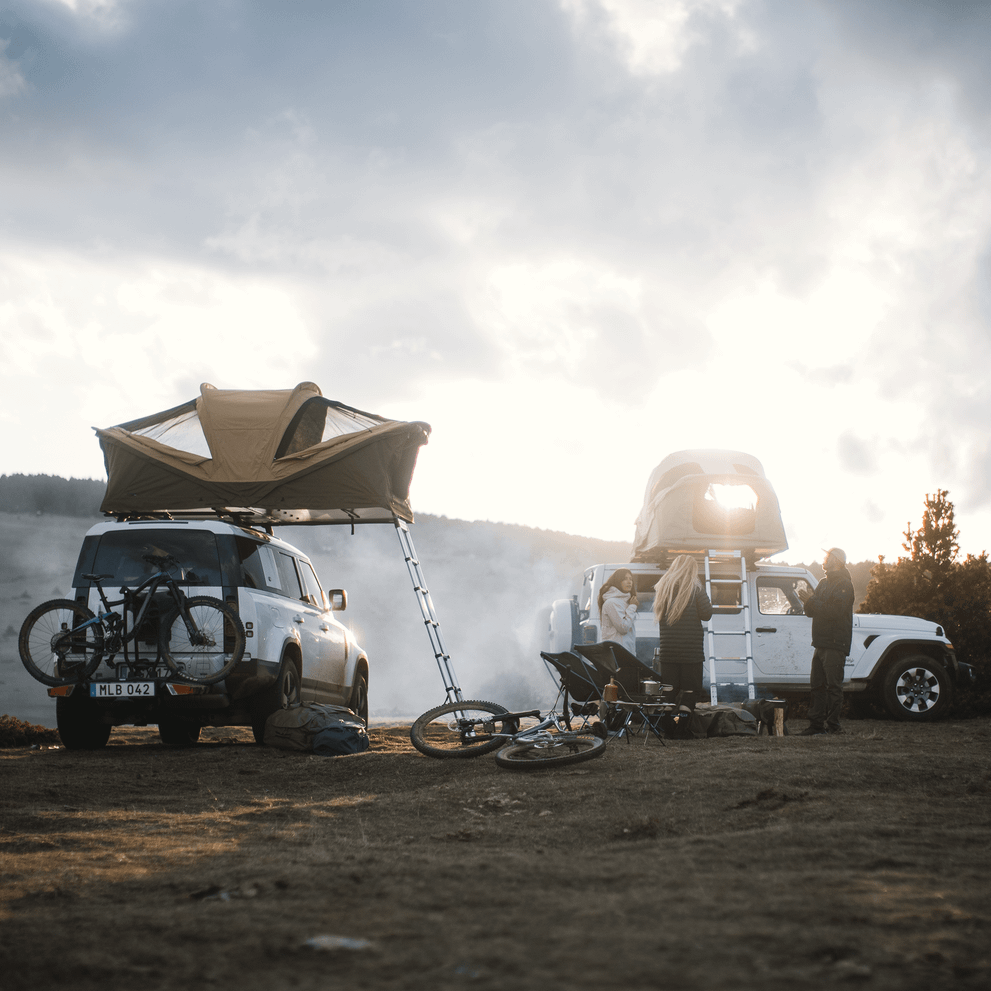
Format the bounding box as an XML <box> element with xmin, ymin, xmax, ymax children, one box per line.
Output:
<box><xmin>292</xmin><ymin>555</ymin><xmax>348</xmax><ymax>705</ymax></box>
<box><xmin>751</xmin><ymin>575</ymin><xmax>814</xmax><ymax>684</ymax></box>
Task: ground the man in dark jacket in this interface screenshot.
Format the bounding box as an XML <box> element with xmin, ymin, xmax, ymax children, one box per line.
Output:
<box><xmin>796</xmin><ymin>547</ymin><xmax>855</xmax><ymax>735</ymax></box>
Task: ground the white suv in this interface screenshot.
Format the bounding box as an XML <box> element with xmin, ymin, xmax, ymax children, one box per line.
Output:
<box><xmin>53</xmin><ymin>519</ymin><xmax>368</xmax><ymax>748</ymax></box>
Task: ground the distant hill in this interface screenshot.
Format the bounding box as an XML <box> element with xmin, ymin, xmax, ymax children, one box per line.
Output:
<box><xmin>0</xmin><ymin>474</ymin><xmax>106</xmax><ymax>518</ymax></box>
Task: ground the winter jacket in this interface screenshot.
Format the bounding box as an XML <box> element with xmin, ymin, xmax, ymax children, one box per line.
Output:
<box><xmin>657</xmin><ymin>585</ymin><xmax>713</xmax><ymax>666</ymax></box>
<box><xmin>600</xmin><ymin>587</ymin><xmax>638</xmax><ymax>653</ymax></box>
<box><xmin>803</xmin><ymin>566</ymin><xmax>855</xmax><ymax>655</ymax></box>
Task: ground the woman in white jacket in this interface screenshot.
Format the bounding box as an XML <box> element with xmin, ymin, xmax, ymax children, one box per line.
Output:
<box><xmin>598</xmin><ymin>568</ymin><xmax>638</xmax><ymax>654</ymax></box>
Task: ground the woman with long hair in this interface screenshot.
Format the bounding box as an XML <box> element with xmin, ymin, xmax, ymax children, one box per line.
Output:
<box><xmin>598</xmin><ymin>568</ymin><xmax>638</xmax><ymax>654</ymax></box>
<box><xmin>652</xmin><ymin>555</ymin><xmax>712</xmax><ymax>709</ymax></box>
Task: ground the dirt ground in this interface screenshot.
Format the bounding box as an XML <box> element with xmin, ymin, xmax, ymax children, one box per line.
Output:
<box><xmin>1</xmin><ymin>716</ymin><xmax>990</xmax><ymax>991</ymax></box>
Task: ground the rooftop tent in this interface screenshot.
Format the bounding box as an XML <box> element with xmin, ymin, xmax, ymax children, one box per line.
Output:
<box><xmin>631</xmin><ymin>449</ymin><xmax>788</xmax><ymax>562</ymax></box>
<box><xmin>96</xmin><ymin>382</ymin><xmax>431</xmax><ymax>525</ymax></box>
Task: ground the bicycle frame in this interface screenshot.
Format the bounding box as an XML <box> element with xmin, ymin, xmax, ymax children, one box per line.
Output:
<box><xmin>468</xmin><ymin>707</ymin><xmax>573</xmax><ymax>747</ymax></box>
<box><xmin>85</xmin><ymin>570</ymin><xmax>191</xmax><ymax>670</ymax></box>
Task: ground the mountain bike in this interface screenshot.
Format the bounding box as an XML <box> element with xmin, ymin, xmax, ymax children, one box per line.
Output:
<box><xmin>409</xmin><ymin>700</ymin><xmax>607</xmax><ymax>769</ymax></box>
<box><xmin>18</xmin><ymin>556</ymin><xmax>245</xmax><ymax>688</ymax></box>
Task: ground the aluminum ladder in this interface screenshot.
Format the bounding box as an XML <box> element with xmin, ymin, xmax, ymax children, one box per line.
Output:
<box><xmin>395</xmin><ymin>518</ymin><xmax>463</xmax><ymax>703</ymax></box>
<box><xmin>703</xmin><ymin>549</ymin><xmax>756</xmax><ymax>704</ymax></box>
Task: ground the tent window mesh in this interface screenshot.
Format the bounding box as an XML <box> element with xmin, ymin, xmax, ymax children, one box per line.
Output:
<box><xmin>275</xmin><ymin>398</ymin><xmax>383</xmax><ymax>459</ymax></box>
<box><xmin>130</xmin><ymin>409</ymin><xmax>212</xmax><ymax>458</ymax></box>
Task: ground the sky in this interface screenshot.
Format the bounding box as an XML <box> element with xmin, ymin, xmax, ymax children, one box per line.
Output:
<box><xmin>2</xmin><ymin>0</ymin><xmax>991</xmax><ymax>566</ymax></box>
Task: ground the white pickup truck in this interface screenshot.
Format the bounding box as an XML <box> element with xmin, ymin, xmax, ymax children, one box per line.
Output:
<box><xmin>545</xmin><ymin>450</ymin><xmax>972</xmax><ymax>721</ymax></box>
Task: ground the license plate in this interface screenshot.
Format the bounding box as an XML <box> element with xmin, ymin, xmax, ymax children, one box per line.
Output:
<box><xmin>90</xmin><ymin>682</ymin><xmax>156</xmax><ymax>699</ymax></box>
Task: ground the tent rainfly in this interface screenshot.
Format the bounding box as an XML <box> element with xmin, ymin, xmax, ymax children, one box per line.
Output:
<box><xmin>631</xmin><ymin>449</ymin><xmax>788</xmax><ymax>562</ymax></box>
<box><xmin>96</xmin><ymin>382</ymin><xmax>431</xmax><ymax>526</ymax></box>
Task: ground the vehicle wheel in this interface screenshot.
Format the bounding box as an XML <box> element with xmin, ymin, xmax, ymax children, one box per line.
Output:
<box><xmin>19</xmin><ymin>599</ymin><xmax>104</xmax><ymax>687</ymax></box>
<box><xmin>410</xmin><ymin>700</ymin><xmax>518</xmax><ymax>759</ymax></box>
<box><xmin>348</xmin><ymin>669</ymin><xmax>369</xmax><ymax>726</ymax></box>
<box><xmin>251</xmin><ymin>658</ymin><xmax>301</xmax><ymax>744</ymax></box>
<box><xmin>881</xmin><ymin>655</ymin><xmax>953</xmax><ymax>721</ymax></box>
<box><xmin>159</xmin><ymin>597</ymin><xmax>245</xmax><ymax>684</ymax></box>
<box><xmin>494</xmin><ymin>732</ymin><xmax>606</xmax><ymax>770</ymax></box>
<box><xmin>158</xmin><ymin>718</ymin><xmax>201</xmax><ymax>747</ymax></box>
<box><xmin>56</xmin><ymin>693</ymin><xmax>112</xmax><ymax>750</ymax></box>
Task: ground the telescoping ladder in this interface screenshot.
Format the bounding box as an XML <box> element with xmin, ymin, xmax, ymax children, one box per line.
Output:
<box><xmin>703</xmin><ymin>549</ymin><xmax>756</xmax><ymax>704</ymax></box>
<box><xmin>395</xmin><ymin>518</ymin><xmax>464</xmax><ymax>704</ymax></box>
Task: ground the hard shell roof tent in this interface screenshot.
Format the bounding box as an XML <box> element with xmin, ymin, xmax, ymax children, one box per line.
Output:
<box><xmin>631</xmin><ymin>449</ymin><xmax>788</xmax><ymax>564</ymax></box>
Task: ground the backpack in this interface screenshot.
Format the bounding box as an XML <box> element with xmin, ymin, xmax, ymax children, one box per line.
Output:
<box><xmin>264</xmin><ymin>702</ymin><xmax>370</xmax><ymax>755</ymax></box>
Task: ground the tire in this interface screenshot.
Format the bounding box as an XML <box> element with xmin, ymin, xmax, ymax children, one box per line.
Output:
<box><xmin>410</xmin><ymin>700</ymin><xmax>518</xmax><ymax>759</ymax></box>
<box><xmin>56</xmin><ymin>693</ymin><xmax>112</xmax><ymax>750</ymax></box>
<box><xmin>19</xmin><ymin>599</ymin><xmax>104</xmax><ymax>687</ymax></box>
<box><xmin>494</xmin><ymin>732</ymin><xmax>606</xmax><ymax>770</ymax></box>
<box><xmin>159</xmin><ymin>597</ymin><xmax>245</xmax><ymax>684</ymax></box>
<box><xmin>251</xmin><ymin>657</ymin><xmax>302</xmax><ymax>744</ymax></box>
<box><xmin>348</xmin><ymin>668</ymin><xmax>369</xmax><ymax>726</ymax></box>
<box><xmin>881</xmin><ymin>655</ymin><xmax>953</xmax><ymax>721</ymax></box>
<box><xmin>158</xmin><ymin>718</ymin><xmax>201</xmax><ymax>747</ymax></box>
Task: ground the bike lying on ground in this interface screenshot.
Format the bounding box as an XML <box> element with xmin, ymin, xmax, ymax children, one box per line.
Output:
<box><xmin>18</xmin><ymin>556</ymin><xmax>245</xmax><ymax>688</ymax></box>
<box><xmin>409</xmin><ymin>699</ymin><xmax>607</xmax><ymax>769</ymax></box>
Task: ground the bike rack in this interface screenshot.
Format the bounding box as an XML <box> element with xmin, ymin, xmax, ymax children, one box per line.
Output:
<box><xmin>394</xmin><ymin>518</ymin><xmax>463</xmax><ymax>703</ymax></box>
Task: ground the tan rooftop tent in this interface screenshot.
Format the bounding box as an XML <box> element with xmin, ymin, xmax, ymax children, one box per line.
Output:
<box><xmin>631</xmin><ymin>449</ymin><xmax>788</xmax><ymax>562</ymax></box>
<box><xmin>96</xmin><ymin>382</ymin><xmax>431</xmax><ymax>526</ymax></box>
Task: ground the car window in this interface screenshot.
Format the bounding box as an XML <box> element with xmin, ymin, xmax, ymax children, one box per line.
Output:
<box><xmin>276</xmin><ymin>552</ymin><xmax>304</xmax><ymax>600</ymax></box>
<box><xmin>89</xmin><ymin>530</ymin><xmax>222</xmax><ymax>586</ymax></box>
<box><xmin>236</xmin><ymin>538</ymin><xmax>282</xmax><ymax>593</ymax></box>
<box><xmin>297</xmin><ymin>560</ymin><xmax>324</xmax><ymax>608</ymax></box>
<box><xmin>757</xmin><ymin>577</ymin><xmax>808</xmax><ymax>615</ymax></box>
<box><xmin>635</xmin><ymin>574</ymin><xmax>657</xmax><ymax>611</ymax></box>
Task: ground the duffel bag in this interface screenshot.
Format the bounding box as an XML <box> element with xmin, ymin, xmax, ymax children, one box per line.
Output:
<box><xmin>264</xmin><ymin>702</ymin><xmax>369</xmax><ymax>755</ymax></box>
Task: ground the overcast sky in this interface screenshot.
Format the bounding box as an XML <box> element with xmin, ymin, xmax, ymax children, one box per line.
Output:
<box><xmin>2</xmin><ymin>0</ymin><xmax>991</xmax><ymax>565</ymax></box>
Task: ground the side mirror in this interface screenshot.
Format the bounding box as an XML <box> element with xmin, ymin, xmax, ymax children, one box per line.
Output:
<box><xmin>327</xmin><ymin>588</ymin><xmax>348</xmax><ymax>612</ymax></box>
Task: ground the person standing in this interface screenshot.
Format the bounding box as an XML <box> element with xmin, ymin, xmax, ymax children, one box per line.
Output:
<box><xmin>652</xmin><ymin>555</ymin><xmax>713</xmax><ymax>710</ymax></box>
<box><xmin>598</xmin><ymin>568</ymin><xmax>639</xmax><ymax>654</ymax></box>
<box><xmin>796</xmin><ymin>547</ymin><xmax>855</xmax><ymax>735</ymax></box>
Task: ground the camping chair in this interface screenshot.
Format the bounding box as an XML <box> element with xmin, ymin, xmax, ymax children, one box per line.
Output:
<box><xmin>573</xmin><ymin>642</ymin><xmax>662</xmax><ymax>701</ymax></box>
<box><xmin>574</xmin><ymin>642</ymin><xmax>677</xmax><ymax>742</ymax></box>
<box><xmin>539</xmin><ymin>650</ymin><xmax>609</xmax><ymax>732</ymax></box>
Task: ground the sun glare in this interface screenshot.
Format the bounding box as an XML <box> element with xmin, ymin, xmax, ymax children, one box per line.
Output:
<box><xmin>705</xmin><ymin>483</ymin><xmax>758</xmax><ymax>511</ymax></box>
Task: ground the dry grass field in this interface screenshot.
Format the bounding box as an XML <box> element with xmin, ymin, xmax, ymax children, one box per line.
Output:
<box><xmin>2</xmin><ymin>717</ymin><xmax>990</xmax><ymax>991</ymax></box>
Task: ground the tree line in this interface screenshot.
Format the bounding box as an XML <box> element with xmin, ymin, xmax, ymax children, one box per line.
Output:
<box><xmin>0</xmin><ymin>474</ymin><xmax>106</xmax><ymax>518</ymax></box>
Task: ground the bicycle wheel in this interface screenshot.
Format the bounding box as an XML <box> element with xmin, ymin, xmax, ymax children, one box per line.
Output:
<box><xmin>494</xmin><ymin>732</ymin><xmax>606</xmax><ymax>770</ymax></box>
<box><xmin>159</xmin><ymin>597</ymin><xmax>245</xmax><ymax>684</ymax></box>
<box><xmin>19</xmin><ymin>599</ymin><xmax>104</xmax><ymax>687</ymax></box>
<box><xmin>410</xmin><ymin>700</ymin><xmax>518</xmax><ymax>759</ymax></box>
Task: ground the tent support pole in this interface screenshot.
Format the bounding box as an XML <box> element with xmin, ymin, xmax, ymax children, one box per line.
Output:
<box><xmin>394</xmin><ymin>519</ymin><xmax>463</xmax><ymax>703</ymax></box>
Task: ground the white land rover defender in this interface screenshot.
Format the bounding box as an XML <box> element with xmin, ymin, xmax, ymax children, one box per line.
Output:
<box><xmin>546</xmin><ymin>451</ymin><xmax>972</xmax><ymax>721</ymax></box>
<box><xmin>51</xmin><ymin>518</ymin><xmax>369</xmax><ymax>748</ymax></box>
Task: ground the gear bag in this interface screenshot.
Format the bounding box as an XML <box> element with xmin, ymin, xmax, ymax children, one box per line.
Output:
<box><xmin>264</xmin><ymin>702</ymin><xmax>370</xmax><ymax>755</ymax></box>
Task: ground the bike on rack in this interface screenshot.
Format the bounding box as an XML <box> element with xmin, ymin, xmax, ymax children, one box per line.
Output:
<box><xmin>409</xmin><ymin>699</ymin><xmax>608</xmax><ymax>769</ymax></box>
<box><xmin>18</xmin><ymin>556</ymin><xmax>246</xmax><ymax>688</ymax></box>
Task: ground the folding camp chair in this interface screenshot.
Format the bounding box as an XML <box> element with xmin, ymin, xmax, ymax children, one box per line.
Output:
<box><xmin>573</xmin><ymin>642</ymin><xmax>662</xmax><ymax>701</ymax></box>
<box><xmin>574</xmin><ymin>642</ymin><xmax>677</xmax><ymax>742</ymax></box>
<box><xmin>539</xmin><ymin>650</ymin><xmax>608</xmax><ymax>731</ymax></box>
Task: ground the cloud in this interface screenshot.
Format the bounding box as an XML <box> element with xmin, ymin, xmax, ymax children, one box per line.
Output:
<box><xmin>838</xmin><ymin>431</ymin><xmax>878</xmax><ymax>475</ymax></box>
<box><xmin>3</xmin><ymin>1</ymin><xmax>991</xmax><ymax>561</ymax></box>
